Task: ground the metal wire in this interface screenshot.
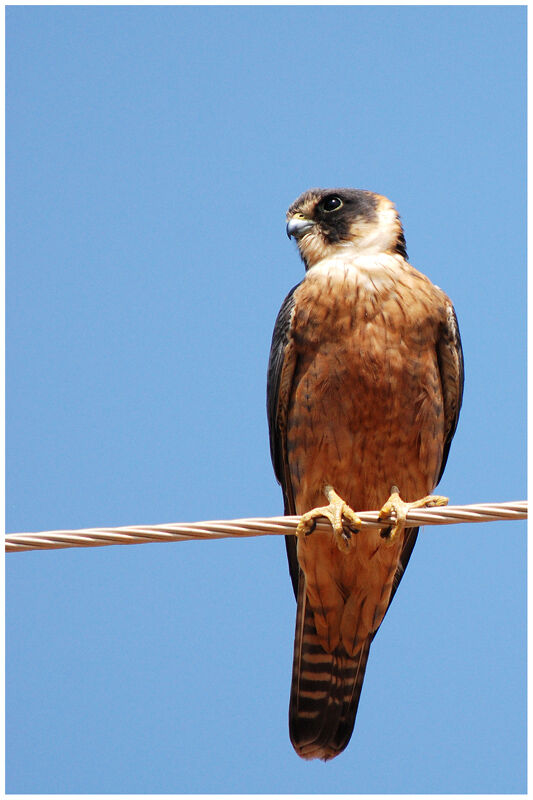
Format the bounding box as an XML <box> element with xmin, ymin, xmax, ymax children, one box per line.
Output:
<box><xmin>5</xmin><ymin>500</ymin><xmax>527</xmax><ymax>553</ymax></box>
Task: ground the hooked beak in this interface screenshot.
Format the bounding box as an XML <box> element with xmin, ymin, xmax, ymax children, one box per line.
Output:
<box><xmin>286</xmin><ymin>216</ymin><xmax>315</xmax><ymax>239</ymax></box>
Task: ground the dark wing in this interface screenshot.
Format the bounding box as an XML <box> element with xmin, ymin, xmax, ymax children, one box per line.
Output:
<box><xmin>267</xmin><ymin>283</ymin><xmax>301</xmax><ymax>597</ymax></box>
<box><xmin>436</xmin><ymin>301</ymin><xmax>464</xmax><ymax>484</ymax></box>
<box><xmin>379</xmin><ymin>301</ymin><xmax>464</xmax><ymax>627</ymax></box>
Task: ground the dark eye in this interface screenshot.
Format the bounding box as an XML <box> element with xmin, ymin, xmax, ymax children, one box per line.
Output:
<box><xmin>322</xmin><ymin>195</ymin><xmax>343</xmax><ymax>212</ymax></box>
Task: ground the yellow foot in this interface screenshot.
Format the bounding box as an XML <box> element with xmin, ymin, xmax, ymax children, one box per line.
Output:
<box><xmin>296</xmin><ymin>485</ymin><xmax>362</xmax><ymax>553</ymax></box>
<box><xmin>379</xmin><ymin>485</ymin><xmax>448</xmax><ymax>545</ymax></box>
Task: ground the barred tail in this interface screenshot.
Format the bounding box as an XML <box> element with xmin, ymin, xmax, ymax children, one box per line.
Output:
<box><xmin>289</xmin><ymin>576</ymin><xmax>371</xmax><ymax>761</ymax></box>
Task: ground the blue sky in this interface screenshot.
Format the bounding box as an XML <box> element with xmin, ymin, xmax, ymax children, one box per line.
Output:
<box><xmin>6</xmin><ymin>5</ymin><xmax>526</xmax><ymax>794</ymax></box>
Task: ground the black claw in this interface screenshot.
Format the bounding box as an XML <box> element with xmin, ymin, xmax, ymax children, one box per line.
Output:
<box><xmin>380</xmin><ymin>525</ymin><xmax>393</xmax><ymax>539</ymax></box>
<box><xmin>342</xmin><ymin>524</ymin><xmax>358</xmax><ymax>540</ymax></box>
<box><xmin>305</xmin><ymin>519</ymin><xmax>317</xmax><ymax>536</ymax></box>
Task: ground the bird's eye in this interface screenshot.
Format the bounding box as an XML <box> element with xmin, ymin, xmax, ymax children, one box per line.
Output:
<box><xmin>322</xmin><ymin>195</ymin><xmax>343</xmax><ymax>212</ymax></box>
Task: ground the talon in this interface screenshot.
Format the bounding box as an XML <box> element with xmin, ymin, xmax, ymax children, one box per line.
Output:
<box><xmin>379</xmin><ymin>486</ymin><xmax>449</xmax><ymax>545</ymax></box>
<box><xmin>296</xmin><ymin>485</ymin><xmax>362</xmax><ymax>553</ymax></box>
<box><xmin>346</xmin><ymin>523</ymin><xmax>360</xmax><ymax>535</ymax></box>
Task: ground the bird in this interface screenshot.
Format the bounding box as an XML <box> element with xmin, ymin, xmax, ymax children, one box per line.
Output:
<box><xmin>266</xmin><ymin>188</ymin><xmax>464</xmax><ymax>761</ymax></box>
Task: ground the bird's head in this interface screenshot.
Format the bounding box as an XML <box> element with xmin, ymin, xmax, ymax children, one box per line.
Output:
<box><xmin>286</xmin><ymin>188</ymin><xmax>407</xmax><ymax>270</ymax></box>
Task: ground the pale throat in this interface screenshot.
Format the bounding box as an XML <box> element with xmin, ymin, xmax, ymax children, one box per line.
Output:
<box><xmin>304</xmin><ymin>208</ymin><xmax>403</xmax><ymax>291</ymax></box>
<box><xmin>305</xmin><ymin>251</ymin><xmax>401</xmax><ymax>294</ymax></box>
<box><xmin>300</xmin><ymin>204</ymin><xmax>403</xmax><ymax>279</ymax></box>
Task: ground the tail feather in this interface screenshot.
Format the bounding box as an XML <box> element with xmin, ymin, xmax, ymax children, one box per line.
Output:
<box><xmin>289</xmin><ymin>576</ymin><xmax>371</xmax><ymax>761</ymax></box>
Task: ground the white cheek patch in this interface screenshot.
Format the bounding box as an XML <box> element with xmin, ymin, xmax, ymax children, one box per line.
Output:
<box><xmin>348</xmin><ymin>204</ymin><xmax>399</xmax><ymax>256</ymax></box>
<box><xmin>298</xmin><ymin>198</ymin><xmax>404</xmax><ymax>280</ymax></box>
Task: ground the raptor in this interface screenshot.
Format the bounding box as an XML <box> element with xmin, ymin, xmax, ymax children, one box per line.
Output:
<box><xmin>267</xmin><ymin>188</ymin><xmax>463</xmax><ymax>760</ymax></box>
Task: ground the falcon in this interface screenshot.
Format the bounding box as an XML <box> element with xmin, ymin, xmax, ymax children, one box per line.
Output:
<box><xmin>267</xmin><ymin>188</ymin><xmax>463</xmax><ymax>761</ymax></box>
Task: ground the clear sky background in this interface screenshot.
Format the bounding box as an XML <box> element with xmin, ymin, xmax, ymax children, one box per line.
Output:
<box><xmin>6</xmin><ymin>5</ymin><xmax>526</xmax><ymax>795</ymax></box>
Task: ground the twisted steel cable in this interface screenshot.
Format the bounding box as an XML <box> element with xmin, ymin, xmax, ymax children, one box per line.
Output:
<box><xmin>5</xmin><ymin>500</ymin><xmax>527</xmax><ymax>553</ymax></box>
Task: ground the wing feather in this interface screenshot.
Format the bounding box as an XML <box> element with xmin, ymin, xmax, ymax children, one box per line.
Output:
<box><xmin>436</xmin><ymin>301</ymin><xmax>464</xmax><ymax>484</ymax></box>
<box><xmin>266</xmin><ymin>283</ymin><xmax>301</xmax><ymax>596</ymax></box>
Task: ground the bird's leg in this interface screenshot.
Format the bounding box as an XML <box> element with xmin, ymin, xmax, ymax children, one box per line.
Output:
<box><xmin>379</xmin><ymin>485</ymin><xmax>448</xmax><ymax>545</ymax></box>
<box><xmin>296</xmin><ymin>485</ymin><xmax>362</xmax><ymax>553</ymax></box>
